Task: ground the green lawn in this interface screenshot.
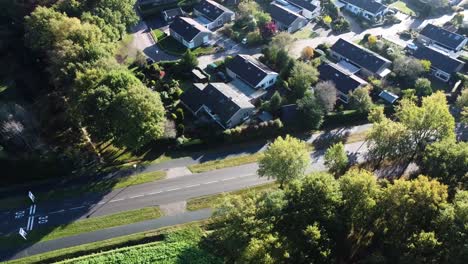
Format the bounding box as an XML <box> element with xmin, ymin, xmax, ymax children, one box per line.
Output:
<box><xmin>151</xmin><ymin>29</ymin><xmax>166</xmax><ymax>41</ymax></box>
<box><xmin>293</xmin><ymin>28</ymin><xmax>319</xmax><ymax>40</ymax></box>
<box><xmin>390</xmin><ymin>1</ymin><xmax>416</xmax><ymax>16</ymax></box>
<box><xmin>0</xmin><ymin>170</ymin><xmax>166</xmax><ymax>210</ymax></box>
<box><xmin>186</xmin><ymin>182</ymin><xmax>278</xmax><ymax>211</ymax></box>
<box><xmin>188</xmin><ymin>153</ymin><xmax>263</xmax><ymax>173</ymax></box>
<box><xmin>193</xmin><ymin>45</ymin><xmax>218</xmax><ymax>56</ymax></box>
<box><xmin>157</xmin><ymin>36</ymin><xmax>187</xmax><ymax>55</ymax></box>
<box><xmin>0</xmin><ymin>207</ymin><xmax>163</xmax><ymax>250</ymax></box>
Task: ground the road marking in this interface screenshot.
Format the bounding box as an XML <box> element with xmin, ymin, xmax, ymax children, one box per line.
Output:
<box><xmin>166</xmin><ymin>188</ymin><xmax>180</xmax><ymax>192</ymax></box>
<box><xmin>129</xmin><ymin>194</ymin><xmax>144</xmax><ymax>199</ymax></box>
<box><xmin>50</xmin><ymin>209</ymin><xmax>65</xmax><ymax>214</ymax></box>
<box><xmin>109</xmin><ymin>198</ymin><xmax>124</xmax><ymax>203</ymax></box>
<box><xmin>221</xmin><ymin>177</ymin><xmax>236</xmax><ymax>181</ymax></box>
<box><xmin>204</xmin><ymin>181</ymin><xmax>218</xmax><ymax>184</ymax></box>
<box><xmin>32</xmin><ymin>205</ymin><xmax>36</xmax><ymax>215</ymax></box>
<box><xmin>146</xmin><ymin>191</ymin><xmax>162</xmax><ymax>195</ymax></box>
<box><xmin>185</xmin><ymin>184</ymin><xmax>200</xmax><ymax>188</ymax></box>
<box><xmin>70</xmin><ymin>206</ymin><xmax>86</xmax><ymax>210</ymax></box>
<box><xmin>26</xmin><ymin>217</ymin><xmax>31</xmax><ymax>230</ymax></box>
<box><xmin>29</xmin><ymin>205</ymin><xmax>33</xmax><ymax>215</ymax></box>
<box><xmin>29</xmin><ymin>217</ymin><xmax>34</xmax><ymax>230</ymax></box>
<box><xmin>97</xmin><ymin>201</ymin><xmax>106</xmax><ymax>205</ymax></box>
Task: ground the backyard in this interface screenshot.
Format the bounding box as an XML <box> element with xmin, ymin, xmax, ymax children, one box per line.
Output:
<box><xmin>390</xmin><ymin>1</ymin><xmax>417</xmax><ymax>16</ymax></box>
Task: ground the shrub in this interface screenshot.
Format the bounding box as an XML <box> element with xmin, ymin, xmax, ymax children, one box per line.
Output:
<box><xmin>223</xmin><ymin>119</ymin><xmax>284</xmax><ymax>142</ymax></box>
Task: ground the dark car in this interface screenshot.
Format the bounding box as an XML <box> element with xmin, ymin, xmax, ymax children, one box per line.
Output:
<box><xmin>216</xmin><ymin>72</ymin><xmax>228</xmax><ymax>82</ymax></box>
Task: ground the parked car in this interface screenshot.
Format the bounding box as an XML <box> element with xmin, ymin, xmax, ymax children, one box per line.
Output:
<box><xmin>241</xmin><ymin>38</ymin><xmax>247</xmax><ymax>45</ymax></box>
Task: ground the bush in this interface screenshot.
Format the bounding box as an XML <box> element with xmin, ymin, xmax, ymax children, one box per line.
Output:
<box><xmin>246</xmin><ymin>31</ymin><xmax>263</xmax><ymax>46</ymax></box>
<box><xmin>223</xmin><ymin>119</ymin><xmax>284</xmax><ymax>143</ymax></box>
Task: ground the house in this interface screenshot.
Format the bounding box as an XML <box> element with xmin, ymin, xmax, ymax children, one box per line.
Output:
<box><xmin>162</xmin><ymin>8</ymin><xmax>185</xmax><ymax>22</ymax></box>
<box><xmin>276</xmin><ymin>0</ymin><xmax>320</xmax><ymax>20</ymax></box>
<box><xmin>318</xmin><ymin>62</ymin><xmax>368</xmax><ymax>103</ymax></box>
<box><xmin>330</xmin><ymin>38</ymin><xmax>392</xmax><ymax>79</ymax></box>
<box><xmin>180</xmin><ymin>83</ymin><xmax>255</xmax><ymax>129</ymax></box>
<box><xmin>412</xmin><ymin>45</ymin><xmax>465</xmax><ymax>82</ymax></box>
<box><xmin>418</xmin><ymin>24</ymin><xmax>468</xmax><ymax>53</ymax></box>
<box><xmin>340</xmin><ymin>0</ymin><xmax>388</xmax><ymax>22</ymax></box>
<box><xmin>193</xmin><ymin>0</ymin><xmax>235</xmax><ymax>30</ymax></box>
<box><xmin>226</xmin><ymin>54</ymin><xmax>279</xmax><ymax>90</ymax></box>
<box><xmin>169</xmin><ymin>17</ymin><xmax>212</xmax><ymax>48</ymax></box>
<box><xmin>269</xmin><ymin>2</ymin><xmax>308</xmax><ymax>33</ymax></box>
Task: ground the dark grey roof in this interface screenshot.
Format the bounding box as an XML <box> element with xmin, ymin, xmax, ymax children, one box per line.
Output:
<box><xmin>331</xmin><ymin>38</ymin><xmax>391</xmax><ymax>73</ymax></box>
<box><xmin>169</xmin><ymin>17</ymin><xmax>210</xmax><ymax>41</ymax></box>
<box><xmin>288</xmin><ymin>0</ymin><xmax>318</xmax><ymax>12</ymax></box>
<box><xmin>412</xmin><ymin>46</ymin><xmax>464</xmax><ymax>74</ymax></box>
<box><xmin>226</xmin><ymin>55</ymin><xmax>276</xmax><ymax>88</ymax></box>
<box><xmin>194</xmin><ymin>0</ymin><xmax>232</xmax><ymax>21</ymax></box>
<box><xmin>318</xmin><ymin>63</ymin><xmax>368</xmax><ymax>94</ymax></box>
<box><xmin>379</xmin><ymin>90</ymin><xmax>398</xmax><ymax>103</ymax></box>
<box><xmin>180</xmin><ymin>83</ymin><xmax>253</xmax><ymax>126</ymax></box>
<box><xmin>269</xmin><ymin>3</ymin><xmax>305</xmax><ymax>27</ymax></box>
<box><xmin>341</xmin><ymin>0</ymin><xmax>387</xmax><ymax>14</ymax></box>
<box><xmin>420</xmin><ymin>24</ymin><xmax>467</xmax><ymax>51</ymax></box>
<box><xmin>162</xmin><ymin>8</ymin><xmax>184</xmax><ymax>20</ymax></box>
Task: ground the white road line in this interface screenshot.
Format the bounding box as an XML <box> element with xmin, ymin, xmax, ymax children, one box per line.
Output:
<box><xmin>109</xmin><ymin>198</ymin><xmax>124</xmax><ymax>203</ymax></box>
<box><xmin>97</xmin><ymin>201</ymin><xmax>106</xmax><ymax>205</ymax></box>
<box><xmin>146</xmin><ymin>191</ymin><xmax>162</xmax><ymax>195</ymax></box>
<box><xmin>204</xmin><ymin>180</ymin><xmax>218</xmax><ymax>184</ymax></box>
<box><xmin>70</xmin><ymin>206</ymin><xmax>86</xmax><ymax>210</ymax></box>
<box><xmin>185</xmin><ymin>184</ymin><xmax>200</xmax><ymax>188</ymax></box>
<box><xmin>32</xmin><ymin>205</ymin><xmax>36</xmax><ymax>215</ymax></box>
<box><xmin>26</xmin><ymin>217</ymin><xmax>32</xmax><ymax>231</ymax></box>
<box><xmin>29</xmin><ymin>205</ymin><xmax>33</xmax><ymax>215</ymax></box>
<box><xmin>49</xmin><ymin>209</ymin><xmax>65</xmax><ymax>214</ymax></box>
<box><xmin>166</xmin><ymin>188</ymin><xmax>180</xmax><ymax>192</ymax></box>
<box><xmin>129</xmin><ymin>194</ymin><xmax>144</xmax><ymax>199</ymax></box>
<box><xmin>221</xmin><ymin>177</ymin><xmax>236</xmax><ymax>181</ymax></box>
<box><xmin>29</xmin><ymin>216</ymin><xmax>34</xmax><ymax>231</ymax></box>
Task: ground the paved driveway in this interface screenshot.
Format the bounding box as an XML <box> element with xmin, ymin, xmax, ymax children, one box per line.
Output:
<box><xmin>130</xmin><ymin>21</ymin><xmax>179</xmax><ymax>62</ymax></box>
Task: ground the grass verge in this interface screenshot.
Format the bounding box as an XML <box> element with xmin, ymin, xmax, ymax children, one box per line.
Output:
<box><xmin>188</xmin><ymin>153</ymin><xmax>263</xmax><ymax>173</ymax></box>
<box><xmin>0</xmin><ymin>207</ymin><xmax>163</xmax><ymax>250</ymax></box>
<box><xmin>151</xmin><ymin>29</ymin><xmax>166</xmax><ymax>41</ymax></box>
<box><xmin>157</xmin><ymin>36</ymin><xmax>187</xmax><ymax>55</ymax></box>
<box><xmin>293</xmin><ymin>28</ymin><xmax>319</xmax><ymax>39</ymax></box>
<box><xmin>186</xmin><ymin>182</ymin><xmax>278</xmax><ymax>211</ymax></box>
<box><xmin>5</xmin><ymin>221</ymin><xmax>209</xmax><ymax>264</ymax></box>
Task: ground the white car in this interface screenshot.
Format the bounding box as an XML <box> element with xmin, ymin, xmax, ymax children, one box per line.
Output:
<box><xmin>241</xmin><ymin>38</ymin><xmax>247</xmax><ymax>45</ymax></box>
<box><xmin>406</xmin><ymin>42</ymin><xmax>418</xmax><ymax>51</ymax></box>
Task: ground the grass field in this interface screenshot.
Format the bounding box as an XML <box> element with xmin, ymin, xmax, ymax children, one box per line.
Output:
<box><xmin>5</xmin><ymin>222</ymin><xmax>209</xmax><ymax>264</ymax></box>
<box><xmin>188</xmin><ymin>153</ymin><xmax>263</xmax><ymax>173</ymax></box>
<box><xmin>0</xmin><ymin>207</ymin><xmax>163</xmax><ymax>250</ymax></box>
<box><xmin>390</xmin><ymin>1</ymin><xmax>416</xmax><ymax>16</ymax></box>
<box><xmin>186</xmin><ymin>182</ymin><xmax>278</xmax><ymax>211</ymax></box>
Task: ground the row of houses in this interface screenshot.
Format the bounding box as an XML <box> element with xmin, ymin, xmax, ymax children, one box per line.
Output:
<box><xmin>168</xmin><ymin>0</ymin><xmax>235</xmax><ymax>48</ymax></box>
<box><xmin>181</xmin><ymin>55</ymin><xmax>279</xmax><ymax>129</ymax></box>
<box><xmin>268</xmin><ymin>0</ymin><xmax>320</xmax><ymax>33</ymax></box>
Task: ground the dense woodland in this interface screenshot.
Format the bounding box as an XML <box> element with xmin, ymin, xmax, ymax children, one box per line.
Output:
<box><xmin>0</xmin><ymin>0</ymin><xmax>167</xmax><ymax>183</ymax></box>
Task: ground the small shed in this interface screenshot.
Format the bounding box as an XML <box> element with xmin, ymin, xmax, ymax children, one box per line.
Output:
<box><xmin>379</xmin><ymin>90</ymin><xmax>399</xmax><ymax>104</ymax></box>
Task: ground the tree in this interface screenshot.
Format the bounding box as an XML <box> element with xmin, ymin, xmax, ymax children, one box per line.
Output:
<box><xmin>270</xmin><ymin>32</ymin><xmax>294</xmax><ymax>51</ymax></box>
<box><xmin>366</xmin><ymin>118</ymin><xmax>411</xmax><ymax>163</ymax></box>
<box><xmin>415</xmin><ymin>78</ymin><xmax>432</xmax><ymax>97</ymax></box>
<box><xmin>314</xmin><ymin>81</ymin><xmax>337</xmax><ymax>112</ymax></box>
<box><xmin>180</xmin><ymin>49</ymin><xmax>198</xmax><ymax>72</ymax></box>
<box><xmin>264</xmin><ymin>91</ymin><xmax>283</xmax><ymax>114</ymax></box>
<box><xmin>419</xmin><ymin>140</ymin><xmax>468</xmax><ymax>192</ymax></box>
<box><xmin>421</xmin><ymin>59</ymin><xmax>432</xmax><ymax>72</ymax></box>
<box><xmin>324</xmin><ymin>142</ymin><xmax>349</xmax><ymax>176</ymax></box>
<box><xmin>297</xmin><ymin>93</ymin><xmax>325</xmax><ymax>130</ymax></box>
<box><xmin>72</xmin><ymin>68</ymin><xmax>166</xmax><ymax>149</ymax></box>
<box><xmin>393</xmin><ymin>57</ymin><xmax>425</xmax><ymax>84</ymax></box>
<box><xmin>368</xmin><ymin>105</ymin><xmax>385</xmax><ymax>123</ymax></box>
<box><xmin>254</xmin><ymin>11</ymin><xmax>271</xmax><ymax>27</ymax></box>
<box><xmin>368</xmin><ymin>35</ymin><xmax>378</xmax><ymax>46</ymax></box>
<box><xmin>456</xmin><ymin>89</ymin><xmax>468</xmax><ymax>123</ymax></box>
<box><xmin>349</xmin><ymin>86</ymin><xmax>373</xmax><ymax>113</ymax></box>
<box><xmin>396</xmin><ymin>91</ymin><xmax>455</xmax><ymax>153</ymax></box>
<box><xmin>288</xmin><ymin>61</ymin><xmax>319</xmax><ymax>100</ymax></box>
<box><xmin>301</xmin><ymin>46</ymin><xmax>314</xmax><ymax>60</ymax></box>
<box><xmin>323</xmin><ymin>15</ymin><xmax>332</xmax><ymax>25</ymax></box>
<box><xmin>260</xmin><ymin>21</ymin><xmax>277</xmax><ymax>40</ymax></box>
<box><xmin>275</xmin><ymin>49</ymin><xmax>289</xmax><ymax>70</ymax></box>
<box><xmin>258</xmin><ymin>135</ymin><xmax>310</xmax><ymax>187</ymax></box>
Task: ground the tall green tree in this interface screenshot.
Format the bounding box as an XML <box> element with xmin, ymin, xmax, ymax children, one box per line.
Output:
<box><xmin>180</xmin><ymin>49</ymin><xmax>198</xmax><ymax>72</ymax></box>
<box><xmin>324</xmin><ymin>142</ymin><xmax>348</xmax><ymax>176</ymax></box>
<box><xmin>349</xmin><ymin>86</ymin><xmax>373</xmax><ymax>113</ymax></box>
<box><xmin>72</xmin><ymin>68</ymin><xmax>166</xmax><ymax>149</ymax></box>
<box><xmin>296</xmin><ymin>93</ymin><xmax>325</xmax><ymax>130</ymax></box>
<box><xmin>288</xmin><ymin>61</ymin><xmax>318</xmax><ymax>100</ymax></box>
<box><xmin>415</xmin><ymin>78</ymin><xmax>432</xmax><ymax>97</ymax></box>
<box><xmin>258</xmin><ymin>135</ymin><xmax>310</xmax><ymax>187</ymax></box>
